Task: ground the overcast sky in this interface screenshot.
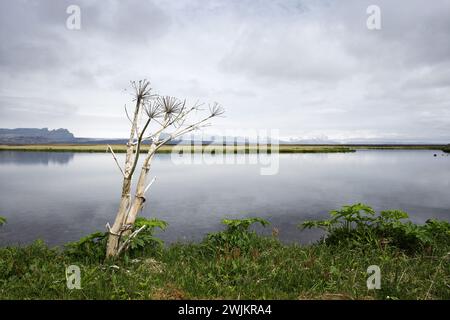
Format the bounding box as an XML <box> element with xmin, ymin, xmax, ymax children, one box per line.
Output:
<box><xmin>1</xmin><ymin>0</ymin><xmax>449</xmax><ymax>142</ymax></box>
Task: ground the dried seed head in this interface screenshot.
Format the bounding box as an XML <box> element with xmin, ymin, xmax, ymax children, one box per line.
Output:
<box><xmin>131</xmin><ymin>79</ymin><xmax>153</xmax><ymax>102</ymax></box>
<box><xmin>158</xmin><ymin>96</ymin><xmax>184</xmax><ymax>120</ymax></box>
<box><xmin>209</xmin><ymin>102</ymin><xmax>225</xmax><ymax>117</ymax></box>
<box><xmin>144</xmin><ymin>99</ymin><xmax>164</xmax><ymax>119</ymax></box>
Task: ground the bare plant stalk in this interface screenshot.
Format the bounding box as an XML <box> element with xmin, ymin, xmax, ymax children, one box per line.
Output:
<box><xmin>106</xmin><ymin>80</ymin><xmax>153</xmax><ymax>258</ymax></box>
<box><xmin>105</xmin><ymin>80</ymin><xmax>224</xmax><ymax>258</ymax></box>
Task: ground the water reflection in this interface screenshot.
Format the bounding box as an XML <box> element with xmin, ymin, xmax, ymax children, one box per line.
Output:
<box><xmin>0</xmin><ymin>150</ymin><xmax>449</xmax><ymax>246</ymax></box>
<box><xmin>0</xmin><ymin>151</ymin><xmax>74</xmax><ymax>166</ymax></box>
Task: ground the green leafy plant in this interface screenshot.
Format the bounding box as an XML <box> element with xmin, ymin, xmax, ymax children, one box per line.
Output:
<box><xmin>302</xmin><ymin>203</ymin><xmax>376</xmax><ymax>231</ymax></box>
<box><xmin>222</xmin><ymin>217</ymin><xmax>269</xmax><ymax>232</ymax></box>
<box><xmin>300</xmin><ymin>203</ymin><xmax>450</xmax><ymax>253</ymax></box>
<box><xmin>423</xmin><ymin>219</ymin><xmax>450</xmax><ymax>244</ymax></box>
<box><xmin>65</xmin><ymin>231</ymin><xmax>108</xmax><ymax>262</ymax></box>
<box><xmin>126</xmin><ymin>217</ymin><xmax>168</xmax><ymax>255</ymax></box>
<box><xmin>205</xmin><ymin>217</ymin><xmax>270</xmax><ymax>253</ymax></box>
<box><xmin>442</xmin><ymin>144</ymin><xmax>450</xmax><ymax>153</ymax></box>
<box><xmin>0</xmin><ymin>216</ymin><xmax>6</xmax><ymax>226</ymax></box>
<box><xmin>65</xmin><ymin>217</ymin><xmax>167</xmax><ymax>261</ymax></box>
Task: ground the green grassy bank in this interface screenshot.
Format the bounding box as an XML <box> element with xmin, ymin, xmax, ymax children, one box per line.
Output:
<box><xmin>0</xmin><ymin>204</ymin><xmax>449</xmax><ymax>300</ymax></box>
<box><xmin>1</xmin><ymin>144</ymin><xmax>448</xmax><ymax>154</ymax></box>
<box><xmin>0</xmin><ymin>144</ymin><xmax>356</xmax><ymax>153</ymax></box>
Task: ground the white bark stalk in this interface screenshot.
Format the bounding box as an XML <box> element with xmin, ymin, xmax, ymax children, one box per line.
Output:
<box><xmin>144</xmin><ymin>177</ymin><xmax>156</xmax><ymax>194</ymax></box>
<box><xmin>107</xmin><ymin>145</ymin><xmax>125</xmax><ymax>177</ymax></box>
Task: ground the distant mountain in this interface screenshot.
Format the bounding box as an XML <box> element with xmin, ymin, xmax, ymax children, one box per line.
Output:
<box><xmin>1</xmin><ymin>128</ymin><xmax>447</xmax><ymax>145</ymax></box>
<box><xmin>0</xmin><ymin>128</ymin><xmax>180</xmax><ymax>145</ymax></box>
<box><xmin>0</xmin><ymin>128</ymin><xmax>75</xmax><ymax>144</ymax></box>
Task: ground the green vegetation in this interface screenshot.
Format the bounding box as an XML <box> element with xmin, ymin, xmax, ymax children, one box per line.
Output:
<box><xmin>0</xmin><ymin>216</ymin><xmax>6</xmax><ymax>226</ymax></box>
<box><xmin>276</xmin><ymin>146</ymin><xmax>355</xmax><ymax>153</ymax></box>
<box><xmin>0</xmin><ymin>205</ymin><xmax>449</xmax><ymax>300</ymax></box>
<box><xmin>351</xmin><ymin>145</ymin><xmax>447</xmax><ymax>150</ymax></box>
<box><xmin>301</xmin><ymin>203</ymin><xmax>450</xmax><ymax>254</ymax></box>
<box><xmin>206</xmin><ymin>217</ymin><xmax>270</xmax><ymax>254</ymax></box>
<box><xmin>0</xmin><ymin>144</ymin><xmax>176</xmax><ymax>153</ymax></box>
<box><xmin>64</xmin><ymin>217</ymin><xmax>168</xmax><ymax>263</ymax></box>
<box><xmin>0</xmin><ymin>144</ymin><xmax>355</xmax><ymax>153</ymax></box>
<box><xmin>2</xmin><ymin>143</ymin><xmax>448</xmax><ymax>154</ymax></box>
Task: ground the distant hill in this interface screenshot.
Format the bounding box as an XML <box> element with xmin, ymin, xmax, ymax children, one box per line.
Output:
<box><xmin>0</xmin><ymin>128</ymin><xmax>75</xmax><ymax>144</ymax></box>
<box><xmin>1</xmin><ymin>128</ymin><xmax>447</xmax><ymax>146</ymax></box>
<box><xmin>0</xmin><ymin>128</ymin><xmax>179</xmax><ymax>145</ymax></box>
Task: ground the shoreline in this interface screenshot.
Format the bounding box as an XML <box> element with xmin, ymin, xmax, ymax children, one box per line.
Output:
<box><xmin>1</xmin><ymin>203</ymin><xmax>449</xmax><ymax>300</ymax></box>
<box><xmin>0</xmin><ymin>222</ymin><xmax>448</xmax><ymax>300</ymax></box>
<box><xmin>0</xmin><ymin>144</ymin><xmax>447</xmax><ymax>154</ymax></box>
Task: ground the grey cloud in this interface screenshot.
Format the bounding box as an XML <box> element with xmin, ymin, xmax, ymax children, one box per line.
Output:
<box><xmin>220</xmin><ymin>24</ymin><xmax>359</xmax><ymax>84</ymax></box>
<box><xmin>220</xmin><ymin>0</ymin><xmax>450</xmax><ymax>86</ymax></box>
<box><xmin>0</xmin><ymin>0</ymin><xmax>171</xmax><ymax>75</ymax></box>
<box><xmin>0</xmin><ymin>0</ymin><xmax>449</xmax><ymax>142</ymax></box>
<box><xmin>0</xmin><ymin>95</ymin><xmax>78</xmax><ymax>132</ymax></box>
<box><xmin>0</xmin><ymin>95</ymin><xmax>78</xmax><ymax>117</ymax></box>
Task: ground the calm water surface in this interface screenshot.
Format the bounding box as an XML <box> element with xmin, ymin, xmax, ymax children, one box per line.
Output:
<box><xmin>0</xmin><ymin>150</ymin><xmax>449</xmax><ymax>246</ymax></box>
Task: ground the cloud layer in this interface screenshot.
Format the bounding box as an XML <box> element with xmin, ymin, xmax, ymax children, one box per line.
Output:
<box><xmin>1</xmin><ymin>0</ymin><xmax>449</xmax><ymax>142</ymax></box>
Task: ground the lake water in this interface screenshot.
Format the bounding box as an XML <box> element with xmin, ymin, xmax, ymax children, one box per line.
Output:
<box><xmin>0</xmin><ymin>150</ymin><xmax>449</xmax><ymax>247</ymax></box>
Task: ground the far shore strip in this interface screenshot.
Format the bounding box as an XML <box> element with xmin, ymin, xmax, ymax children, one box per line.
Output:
<box><xmin>0</xmin><ymin>144</ymin><xmax>447</xmax><ymax>153</ymax></box>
